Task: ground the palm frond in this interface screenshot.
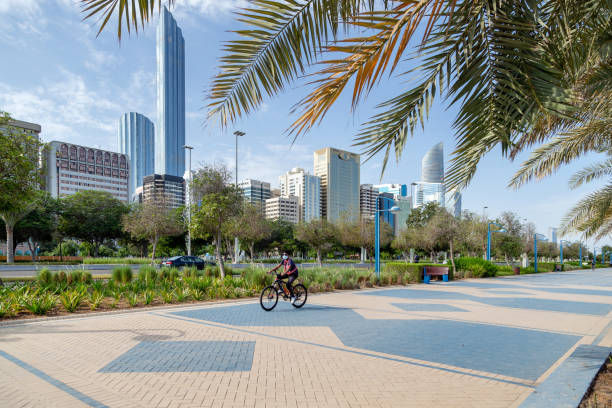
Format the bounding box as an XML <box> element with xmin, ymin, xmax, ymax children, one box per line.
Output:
<box><xmin>80</xmin><ymin>0</ymin><xmax>173</xmax><ymax>39</ymax></box>
<box><xmin>560</xmin><ymin>183</ymin><xmax>612</xmax><ymax>240</ymax></box>
<box><xmin>207</xmin><ymin>0</ymin><xmax>379</xmax><ymax>128</ymax></box>
<box><xmin>509</xmin><ymin>118</ymin><xmax>612</xmax><ymax>188</ymax></box>
<box><xmin>288</xmin><ymin>0</ymin><xmax>453</xmax><ymax>137</ymax></box>
<box><xmin>568</xmin><ymin>158</ymin><xmax>612</xmax><ymax>189</ymax></box>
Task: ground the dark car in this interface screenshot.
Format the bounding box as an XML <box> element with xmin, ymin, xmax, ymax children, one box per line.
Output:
<box><xmin>160</xmin><ymin>256</ymin><xmax>215</xmax><ymax>270</ymax></box>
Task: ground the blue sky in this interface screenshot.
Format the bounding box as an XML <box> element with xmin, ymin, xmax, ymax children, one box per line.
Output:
<box><xmin>0</xmin><ymin>0</ymin><xmax>608</xmax><ymax>246</ymax></box>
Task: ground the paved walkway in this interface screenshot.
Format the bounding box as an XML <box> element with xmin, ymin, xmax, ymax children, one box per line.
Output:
<box><xmin>1</xmin><ymin>269</ymin><xmax>611</xmax><ymax>407</ymax></box>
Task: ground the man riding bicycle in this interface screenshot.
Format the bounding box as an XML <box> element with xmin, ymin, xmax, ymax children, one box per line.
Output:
<box><xmin>268</xmin><ymin>252</ymin><xmax>298</xmax><ymax>304</ymax></box>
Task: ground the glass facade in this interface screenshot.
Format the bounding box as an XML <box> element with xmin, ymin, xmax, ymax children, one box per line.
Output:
<box><xmin>413</xmin><ymin>181</ymin><xmax>445</xmax><ymax>208</ymax></box>
<box><xmin>378</xmin><ymin>192</ymin><xmax>395</xmax><ymax>232</ymax></box>
<box><xmin>156</xmin><ymin>6</ymin><xmax>185</xmax><ymax>178</ymax></box>
<box><xmin>374</xmin><ymin>183</ymin><xmax>408</xmax><ymax>197</ymax></box>
<box><xmin>118</xmin><ymin>112</ymin><xmax>154</xmax><ymax>198</ymax></box>
<box><xmin>238</xmin><ymin>179</ymin><xmax>271</xmax><ymax>213</ymax></box>
<box><xmin>446</xmin><ymin>190</ymin><xmax>462</xmax><ymax>218</ymax></box>
<box><xmin>422</xmin><ymin>142</ymin><xmax>444</xmax><ymax>183</ymax></box>
<box><xmin>279</xmin><ymin>168</ymin><xmax>321</xmax><ymax>222</ymax></box>
<box><xmin>314</xmin><ymin>148</ymin><xmax>360</xmax><ymax>223</ymax></box>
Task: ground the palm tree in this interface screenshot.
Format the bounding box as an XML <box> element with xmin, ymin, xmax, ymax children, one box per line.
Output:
<box><xmin>79</xmin><ymin>0</ymin><xmax>611</xmax><ymax>235</ymax></box>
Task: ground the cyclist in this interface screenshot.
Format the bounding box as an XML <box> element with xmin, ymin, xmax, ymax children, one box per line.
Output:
<box><xmin>269</xmin><ymin>252</ymin><xmax>299</xmax><ymax>304</ymax></box>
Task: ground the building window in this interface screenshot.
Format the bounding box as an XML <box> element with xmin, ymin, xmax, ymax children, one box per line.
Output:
<box><xmin>104</xmin><ymin>152</ymin><xmax>111</xmax><ymax>166</ymax></box>
<box><xmin>79</xmin><ymin>164</ymin><xmax>86</xmax><ymax>173</ymax></box>
<box><xmin>96</xmin><ymin>150</ymin><xmax>103</xmax><ymax>165</ymax></box>
<box><xmin>111</xmin><ymin>153</ymin><xmax>118</xmax><ymax>167</ymax></box>
<box><xmin>78</xmin><ymin>147</ymin><xmax>86</xmax><ymax>161</ymax></box>
<box><xmin>60</xmin><ymin>144</ymin><xmax>68</xmax><ymax>159</ymax></box>
<box><xmin>69</xmin><ymin>145</ymin><xmax>77</xmax><ymax>160</ymax></box>
<box><xmin>119</xmin><ymin>155</ymin><xmax>126</xmax><ymax>169</ymax></box>
<box><xmin>87</xmin><ymin>149</ymin><xmax>95</xmax><ymax>163</ymax></box>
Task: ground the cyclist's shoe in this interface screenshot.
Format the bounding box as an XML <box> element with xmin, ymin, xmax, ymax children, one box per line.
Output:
<box><xmin>290</xmin><ymin>296</ymin><xmax>296</xmax><ymax>304</ymax></box>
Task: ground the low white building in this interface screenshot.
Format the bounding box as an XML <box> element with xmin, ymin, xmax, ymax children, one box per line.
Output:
<box><xmin>265</xmin><ymin>196</ymin><xmax>299</xmax><ymax>224</ymax></box>
<box><xmin>45</xmin><ymin>141</ymin><xmax>130</xmax><ymax>202</ymax></box>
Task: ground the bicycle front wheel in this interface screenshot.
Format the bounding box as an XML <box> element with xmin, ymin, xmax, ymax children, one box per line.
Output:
<box><xmin>260</xmin><ymin>286</ymin><xmax>278</xmax><ymax>311</ymax></box>
<box><xmin>292</xmin><ymin>284</ymin><xmax>307</xmax><ymax>308</ymax></box>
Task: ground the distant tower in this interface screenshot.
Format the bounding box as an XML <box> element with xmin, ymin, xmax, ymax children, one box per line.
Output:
<box><xmin>446</xmin><ymin>190</ymin><xmax>462</xmax><ymax>218</ymax></box>
<box><xmin>421</xmin><ymin>142</ymin><xmax>444</xmax><ymax>183</ymax></box>
<box><xmin>156</xmin><ymin>6</ymin><xmax>185</xmax><ymax>177</ymax></box>
<box><xmin>548</xmin><ymin>227</ymin><xmax>558</xmax><ymax>246</ymax></box>
<box><xmin>413</xmin><ymin>142</ymin><xmax>446</xmax><ymax>208</ymax></box>
<box><xmin>314</xmin><ymin>147</ymin><xmax>360</xmax><ymax>223</ymax></box>
<box><xmin>118</xmin><ymin>112</ymin><xmax>154</xmax><ymax>198</ymax></box>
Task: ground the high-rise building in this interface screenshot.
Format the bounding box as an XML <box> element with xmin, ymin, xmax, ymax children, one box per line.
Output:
<box><xmin>374</xmin><ymin>183</ymin><xmax>408</xmax><ymax>197</ymax></box>
<box><xmin>412</xmin><ymin>182</ymin><xmax>445</xmax><ymax>208</ymax></box>
<box><xmin>314</xmin><ymin>147</ymin><xmax>360</xmax><ymax>223</ymax></box>
<box><xmin>394</xmin><ymin>196</ymin><xmax>412</xmax><ymax>235</ymax></box>
<box><xmin>118</xmin><ymin>112</ymin><xmax>154</xmax><ymax>198</ymax></box>
<box><xmin>265</xmin><ymin>196</ymin><xmax>299</xmax><ymax>224</ymax></box>
<box><xmin>422</xmin><ymin>142</ymin><xmax>444</xmax><ymax>183</ymax></box>
<box><xmin>359</xmin><ymin>184</ymin><xmax>378</xmax><ymax>221</ymax></box>
<box><xmin>548</xmin><ymin>227</ymin><xmax>558</xmax><ymax>246</ymax></box>
<box><xmin>45</xmin><ymin>141</ymin><xmax>130</xmax><ymax>202</ymax></box>
<box><xmin>279</xmin><ymin>168</ymin><xmax>321</xmax><ymax>222</ymax></box>
<box><xmin>446</xmin><ymin>189</ymin><xmax>462</xmax><ymax>218</ymax></box>
<box><xmin>413</xmin><ymin>143</ymin><xmax>445</xmax><ymax>208</ymax></box>
<box><xmin>378</xmin><ymin>192</ymin><xmax>396</xmax><ymax>233</ymax></box>
<box><xmin>238</xmin><ymin>179</ymin><xmax>271</xmax><ymax>213</ymax></box>
<box><xmin>142</xmin><ymin>174</ymin><xmax>185</xmax><ymax>209</ymax></box>
<box><xmin>156</xmin><ymin>6</ymin><xmax>185</xmax><ymax>178</ymax></box>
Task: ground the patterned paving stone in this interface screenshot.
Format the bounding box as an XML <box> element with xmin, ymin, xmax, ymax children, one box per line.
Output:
<box><xmin>391</xmin><ymin>302</ymin><xmax>469</xmax><ymax>312</ymax></box>
<box><xmin>99</xmin><ymin>341</ymin><xmax>255</xmax><ymax>373</ymax></box>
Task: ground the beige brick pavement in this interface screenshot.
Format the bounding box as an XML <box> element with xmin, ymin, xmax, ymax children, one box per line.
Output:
<box><xmin>1</xmin><ymin>269</ymin><xmax>611</xmax><ymax>407</ymax></box>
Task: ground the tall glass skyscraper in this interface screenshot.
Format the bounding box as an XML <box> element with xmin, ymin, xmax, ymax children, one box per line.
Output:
<box><xmin>314</xmin><ymin>147</ymin><xmax>360</xmax><ymax>223</ymax></box>
<box><xmin>422</xmin><ymin>142</ymin><xmax>444</xmax><ymax>183</ymax></box>
<box><xmin>118</xmin><ymin>112</ymin><xmax>154</xmax><ymax>198</ymax></box>
<box><xmin>156</xmin><ymin>6</ymin><xmax>185</xmax><ymax>177</ymax></box>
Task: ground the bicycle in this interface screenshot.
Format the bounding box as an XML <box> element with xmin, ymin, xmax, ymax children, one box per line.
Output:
<box><xmin>259</xmin><ymin>273</ymin><xmax>307</xmax><ymax>311</ymax></box>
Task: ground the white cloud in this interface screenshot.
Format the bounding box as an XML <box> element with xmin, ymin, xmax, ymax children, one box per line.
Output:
<box><xmin>0</xmin><ymin>68</ymin><xmax>157</xmax><ymax>150</ymax></box>
<box><xmin>175</xmin><ymin>0</ymin><xmax>247</xmax><ymax>16</ymax></box>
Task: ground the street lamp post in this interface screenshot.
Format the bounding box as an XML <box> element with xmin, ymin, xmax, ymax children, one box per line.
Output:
<box><xmin>534</xmin><ymin>233</ymin><xmax>548</xmax><ymax>273</ymax></box>
<box><xmin>487</xmin><ymin>222</ymin><xmax>507</xmax><ymax>261</ymax></box>
<box><xmin>579</xmin><ymin>243</ymin><xmax>582</xmax><ymax>265</ymax></box>
<box><xmin>559</xmin><ymin>239</ymin><xmax>570</xmax><ymax>265</ymax></box>
<box><xmin>375</xmin><ymin>196</ymin><xmax>400</xmax><ymax>281</ymax></box>
<box><xmin>183</xmin><ymin>145</ymin><xmax>193</xmax><ymax>256</ymax></box>
<box><xmin>233</xmin><ymin>131</ymin><xmax>245</xmax><ymax>263</ymax></box>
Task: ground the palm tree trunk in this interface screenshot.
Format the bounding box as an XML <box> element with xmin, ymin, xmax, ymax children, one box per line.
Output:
<box><xmin>249</xmin><ymin>243</ymin><xmax>255</xmax><ymax>262</ymax></box>
<box><xmin>449</xmin><ymin>240</ymin><xmax>456</xmax><ymax>278</ymax></box>
<box><xmin>316</xmin><ymin>248</ymin><xmax>322</xmax><ymax>267</ymax></box>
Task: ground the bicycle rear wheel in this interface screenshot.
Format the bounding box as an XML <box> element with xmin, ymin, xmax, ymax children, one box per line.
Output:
<box><xmin>291</xmin><ymin>284</ymin><xmax>307</xmax><ymax>308</ymax></box>
<box><xmin>260</xmin><ymin>286</ymin><xmax>278</xmax><ymax>311</ymax></box>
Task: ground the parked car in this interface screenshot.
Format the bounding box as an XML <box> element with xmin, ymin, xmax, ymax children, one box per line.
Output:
<box><xmin>160</xmin><ymin>256</ymin><xmax>215</xmax><ymax>270</ymax></box>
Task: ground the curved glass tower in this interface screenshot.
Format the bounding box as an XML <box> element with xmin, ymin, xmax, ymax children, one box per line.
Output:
<box><xmin>156</xmin><ymin>6</ymin><xmax>185</xmax><ymax>177</ymax></box>
<box><xmin>118</xmin><ymin>112</ymin><xmax>154</xmax><ymax>197</ymax></box>
<box><xmin>421</xmin><ymin>142</ymin><xmax>444</xmax><ymax>183</ymax></box>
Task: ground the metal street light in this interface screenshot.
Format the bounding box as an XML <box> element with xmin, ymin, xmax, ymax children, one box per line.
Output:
<box><xmin>534</xmin><ymin>233</ymin><xmax>548</xmax><ymax>273</ymax></box>
<box><xmin>233</xmin><ymin>131</ymin><xmax>245</xmax><ymax>263</ymax></box>
<box><xmin>579</xmin><ymin>242</ymin><xmax>582</xmax><ymax>265</ymax></box>
<box><xmin>183</xmin><ymin>145</ymin><xmax>193</xmax><ymax>256</ymax></box>
<box><xmin>486</xmin><ymin>222</ymin><xmax>506</xmax><ymax>261</ymax></box>
<box><xmin>559</xmin><ymin>239</ymin><xmax>570</xmax><ymax>265</ymax></box>
<box><xmin>375</xmin><ymin>196</ymin><xmax>400</xmax><ymax>281</ymax></box>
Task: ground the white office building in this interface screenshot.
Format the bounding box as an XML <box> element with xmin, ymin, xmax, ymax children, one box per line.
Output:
<box><xmin>265</xmin><ymin>196</ymin><xmax>300</xmax><ymax>224</ymax></box>
<box><xmin>446</xmin><ymin>189</ymin><xmax>462</xmax><ymax>218</ymax></box>
<box><xmin>45</xmin><ymin>141</ymin><xmax>130</xmax><ymax>202</ymax></box>
<box><xmin>279</xmin><ymin>168</ymin><xmax>321</xmax><ymax>222</ymax></box>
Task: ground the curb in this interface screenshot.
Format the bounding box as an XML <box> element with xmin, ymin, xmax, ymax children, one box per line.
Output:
<box><xmin>519</xmin><ymin>345</ymin><xmax>612</xmax><ymax>408</ymax></box>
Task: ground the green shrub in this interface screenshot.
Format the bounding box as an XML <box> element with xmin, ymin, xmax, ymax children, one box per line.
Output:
<box><xmin>144</xmin><ymin>290</ymin><xmax>154</xmax><ymax>305</ymax></box>
<box><xmin>37</xmin><ymin>268</ymin><xmax>53</xmax><ymax>286</ymax></box>
<box><xmin>67</xmin><ymin>271</ymin><xmax>83</xmax><ymax>285</ymax></box>
<box><xmin>55</xmin><ymin>271</ymin><xmax>67</xmax><ymax>284</ymax></box>
<box><xmin>191</xmin><ymin>288</ymin><xmax>205</xmax><ymax>301</ymax></box>
<box><xmin>88</xmin><ymin>290</ymin><xmax>104</xmax><ymax>310</ymax></box>
<box><xmin>24</xmin><ymin>293</ymin><xmax>57</xmax><ymax>315</ymax></box>
<box><xmin>81</xmin><ymin>272</ymin><xmax>92</xmax><ymax>284</ymax></box>
<box><xmin>126</xmin><ymin>292</ymin><xmax>139</xmax><ymax>307</ymax></box>
<box><xmin>112</xmin><ymin>267</ymin><xmax>133</xmax><ymax>284</ymax></box>
<box><xmin>139</xmin><ymin>265</ymin><xmax>158</xmax><ymax>285</ymax></box>
<box><xmin>169</xmin><ymin>269</ymin><xmax>180</xmax><ymax>281</ymax></box>
<box><xmin>0</xmin><ymin>300</ymin><xmax>13</xmax><ymax>318</ymax></box>
<box><xmin>60</xmin><ymin>288</ymin><xmax>86</xmax><ymax>312</ymax></box>
<box><xmin>454</xmin><ymin>257</ymin><xmax>497</xmax><ymax>278</ymax></box>
<box><xmin>161</xmin><ymin>289</ymin><xmax>175</xmax><ymax>303</ymax></box>
<box><xmin>204</xmin><ymin>266</ymin><xmax>220</xmax><ymax>278</ymax></box>
<box><xmin>175</xmin><ymin>287</ymin><xmax>190</xmax><ymax>302</ymax></box>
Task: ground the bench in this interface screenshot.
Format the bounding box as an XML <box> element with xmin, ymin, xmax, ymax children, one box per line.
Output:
<box><xmin>423</xmin><ymin>266</ymin><xmax>449</xmax><ymax>283</ymax></box>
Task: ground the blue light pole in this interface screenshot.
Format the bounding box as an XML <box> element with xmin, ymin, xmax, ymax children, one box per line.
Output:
<box><xmin>559</xmin><ymin>240</ymin><xmax>570</xmax><ymax>264</ymax></box>
<box><xmin>487</xmin><ymin>222</ymin><xmax>507</xmax><ymax>261</ymax></box>
<box><xmin>534</xmin><ymin>233</ymin><xmax>548</xmax><ymax>273</ymax></box>
<box><xmin>375</xmin><ymin>196</ymin><xmax>400</xmax><ymax>281</ymax></box>
<box><xmin>579</xmin><ymin>243</ymin><xmax>582</xmax><ymax>265</ymax></box>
